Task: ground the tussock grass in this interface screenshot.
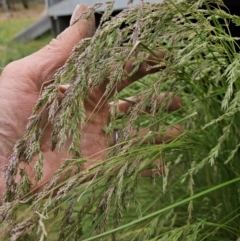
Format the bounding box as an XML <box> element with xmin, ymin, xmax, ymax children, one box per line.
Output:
<box><xmin>1</xmin><ymin>0</ymin><xmax>240</xmax><ymax>240</ymax></box>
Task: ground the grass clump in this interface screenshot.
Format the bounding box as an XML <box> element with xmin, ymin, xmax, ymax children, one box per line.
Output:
<box><xmin>1</xmin><ymin>0</ymin><xmax>240</xmax><ymax>240</ymax></box>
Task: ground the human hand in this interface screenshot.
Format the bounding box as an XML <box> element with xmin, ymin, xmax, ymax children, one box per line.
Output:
<box><xmin>0</xmin><ymin>4</ymin><xmax>182</xmax><ymax>200</ymax></box>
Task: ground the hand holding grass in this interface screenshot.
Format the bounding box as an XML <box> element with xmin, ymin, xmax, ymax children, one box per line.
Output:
<box><xmin>0</xmin><ymin>4</ymin><xmax>182</xmax><ymax>202</ymax></box>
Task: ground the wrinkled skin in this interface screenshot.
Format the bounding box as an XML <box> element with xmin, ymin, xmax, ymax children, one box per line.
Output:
<box><xmin>0</xmin><ymin>5</ymin><xmax>182</xmax><ymax>201</ymax></box>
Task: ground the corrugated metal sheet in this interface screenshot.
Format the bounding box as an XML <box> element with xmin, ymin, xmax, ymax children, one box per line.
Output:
<box><xmin>48</xmin><ymin>0</ymin><xmax>164</xmax><ymax>17</ymax></box>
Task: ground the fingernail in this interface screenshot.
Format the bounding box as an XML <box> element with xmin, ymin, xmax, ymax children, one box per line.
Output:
<box><xmin>70</xmin><ymin>4</ymin><xmax>80</xmax><ymax>25</ymax></box>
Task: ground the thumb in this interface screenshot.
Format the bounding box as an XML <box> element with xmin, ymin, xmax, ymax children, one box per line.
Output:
<box><xmin>3</xmin><ymin>4</ymin><xmax>95</xmax><ymax>90</ymax></box>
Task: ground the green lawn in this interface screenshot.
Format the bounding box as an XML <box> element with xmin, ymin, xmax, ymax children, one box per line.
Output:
<box><xmin>0</xmin><ymin>16</ymin><xmax>52</xmax><ymax>70</ymax></box>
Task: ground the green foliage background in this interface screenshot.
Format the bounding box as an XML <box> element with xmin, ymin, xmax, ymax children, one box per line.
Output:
<box><xmin>0</xmin><ymin>10</ymin><xmax>51</xmax><ymax>69</ymax></box>
<box><xmin>1</xmin><ymin>0</ymin><xmax>240</xmax><ymax>240</ymax></box>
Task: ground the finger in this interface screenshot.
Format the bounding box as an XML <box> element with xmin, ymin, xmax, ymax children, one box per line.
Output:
<box><xmin>131</xmin><ymin>124</ymin><xmax>183</xmax><ymax>144</ymax></box>
<box><xmin>57</xmin><ymin>84</ymin><xmax>70</xmax><ymax>105</ymax></box>
<box><xmin>110</xmin><ymin>125</ymin><xmax>182</xmax><ymax>146</ymax></box>
<box><xmin>114</xmin><ymin>94</ymin><xmax>182</xmax><ymax>115</ymax></box>
<box><xmin>120</xmin><ymin>51</ymin><xmax>165</xmax><ymax>92</ymax></box>
<box><xmin>2</xmin><ymin>4</ymin><xmax>95</xmax><ymax>91</ymax></box>
<box><xmin>140</xmin><ymin>159</ymin><xmax>165</xmax><ymax>177</ymax></box>
<box><xmin>98</xmin><ymin>50</ymin><xmax>165</xmax><ymax>98</ymax></box>
<box><xmin>59</xmin><ymin>84</ymin><xmax>70</xmax><ymax>95</ymax></box>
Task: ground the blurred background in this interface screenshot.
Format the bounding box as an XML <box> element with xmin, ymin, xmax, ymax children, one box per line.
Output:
<box><xmin>0</xmin><ymin>0</ymin><xmax>50</xmax><ymax>68</ymax></box>
<box><xmin>0</xmin><ymin>0</ymin><xmax>161</xmax><ymax>70</ymax></box>
<box><xmin>0</xmin><ymin>0</ymin><xmax>239</xmax><ymax>70</ymax></box>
